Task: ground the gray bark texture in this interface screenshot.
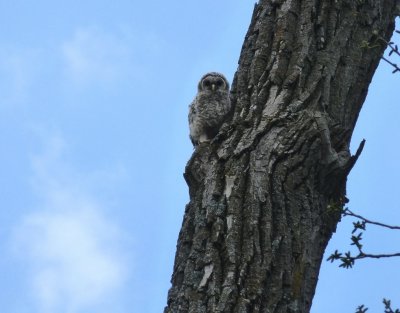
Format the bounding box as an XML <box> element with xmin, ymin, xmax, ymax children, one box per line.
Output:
<box><xmin>165</xmin><ymin>1</ymin><xmax>397</xmax><ymax>312</ymax></box>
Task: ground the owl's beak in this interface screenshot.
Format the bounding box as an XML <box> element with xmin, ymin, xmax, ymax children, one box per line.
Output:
<box><xmin>211</xmin><ymin>84</ymin><xmax>216</xmax><ymax>91</ymax></box>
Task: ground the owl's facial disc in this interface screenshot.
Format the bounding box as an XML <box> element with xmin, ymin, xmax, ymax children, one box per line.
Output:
<box><xmin>202</xmin><ymin>76</ymin><xmax>226</xmax><ymax>91</ymax></box>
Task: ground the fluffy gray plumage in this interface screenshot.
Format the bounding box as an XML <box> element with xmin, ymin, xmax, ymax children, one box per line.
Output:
<box><xmin>189</xmin><ymin>72</ymin><xmax>231</xmax><ymax>146</ymax></box>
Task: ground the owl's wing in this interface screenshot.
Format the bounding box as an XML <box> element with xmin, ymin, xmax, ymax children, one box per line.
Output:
<box><xmin>188</xmin><ymin>99</ymin><xmax>199</xmax><ymax>146</ymax></box>
<box><xmin>188</xmin><ymin>101</ymin><xmax>197</xmax><ymax>124</ymax></box>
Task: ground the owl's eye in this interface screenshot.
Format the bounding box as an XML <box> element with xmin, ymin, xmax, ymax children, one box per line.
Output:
<box><xmin>216</xmin><ymin>80</ymin><xmax>223</xmax><ymax>87</ymax></box>
<box><xmin>202</xmin><ymin>80</ymin><xmax>212</xmax><ymax>89</ymax></box>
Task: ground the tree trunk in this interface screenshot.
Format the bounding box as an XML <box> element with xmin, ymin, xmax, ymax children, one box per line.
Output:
<box><xmin>165</xmin><ymin>1</ymin><xmax>397</xmax><ymax>312</ymax></box>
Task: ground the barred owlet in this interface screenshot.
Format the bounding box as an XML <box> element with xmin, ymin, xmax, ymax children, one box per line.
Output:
<box><xmin>188</xmin><ymin>72</ymin><xmax>231</xmax><ymax>146</ymax></box>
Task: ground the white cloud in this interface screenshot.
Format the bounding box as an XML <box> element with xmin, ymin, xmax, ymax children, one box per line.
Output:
<box><xmin>61</xmin><ymin>28</ymin><xmax>131</xmax><ymax>86</ymax></box>
<box><xmin>13</xmin><ymin>134</ymin><xmax>129</xmax><ymax>313</ymax></box>
<box><xmin>18</xmin><ymin>207</ymin><xmax>125</xmax><ymax>313</ymax></box>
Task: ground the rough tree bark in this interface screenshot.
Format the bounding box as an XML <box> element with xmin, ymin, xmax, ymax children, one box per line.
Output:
<box><xmin>165</xmin><ymin>1</ymin><xmax>397</xmax><ymax>312</ymax></box>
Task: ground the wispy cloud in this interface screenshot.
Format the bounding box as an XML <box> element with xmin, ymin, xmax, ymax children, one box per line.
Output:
<box><xmin>61</xmin><ymin>27</ymin><xmax>132</xmax><ymax>86</ymax></box>
<box><xmin>13</xmin><ymin>134</ymin><xmax>129</xmax><ymax>313</ymax></box>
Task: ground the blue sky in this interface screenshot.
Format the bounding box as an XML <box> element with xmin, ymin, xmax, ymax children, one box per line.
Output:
<box><xmin>0</xmin><ymin>2</ymin><xmax>399</xmax><ymax>313</ymax></box>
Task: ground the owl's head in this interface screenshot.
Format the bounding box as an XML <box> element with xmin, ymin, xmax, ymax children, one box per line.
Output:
<box><xmin>198</xmin><ymin>72</ymin><xmax>229</xmax><ymax>92</ymax></box>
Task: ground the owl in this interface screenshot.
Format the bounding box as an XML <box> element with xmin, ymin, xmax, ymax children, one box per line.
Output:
<box><xmin>189</xmin><ymin>72</ymin><xmax>231</xmax><ymax>146</ymax></box>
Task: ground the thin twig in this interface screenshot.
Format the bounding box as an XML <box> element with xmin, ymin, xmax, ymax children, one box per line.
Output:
<box><xmin>344</xmin><ymin>209</ymin><xmax>400</xmax><ymax>230</ymax></box>
<box><xmin>387</xmin><ymin>41</ymin><xmax>400</xmax><ymax>57</ymax></box>
<box><xmin>382</xmin><ymin>56</ymin><xmax>400</xmax><ymax>73</ymax></box>
<box><xmin>358</xmin><ymin>252</ymin><xmax>400</xmax><ymax>259</ymax></box>
<box><xmin>378</xmin><ymin>33</ymin><xmax>400</xmax><ymax>73</ymax></box>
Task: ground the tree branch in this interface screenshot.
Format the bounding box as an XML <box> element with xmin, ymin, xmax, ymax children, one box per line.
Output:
<box><xmin>327</xmin><ymin>208</ymin><xmax>400</xmax><ymax>268</ymax></box>
<box><xmin>379</xmin><ymin>30</ymin><xmax>400</xmax><ymax>73</ymax></box>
